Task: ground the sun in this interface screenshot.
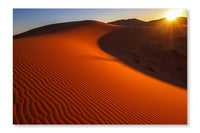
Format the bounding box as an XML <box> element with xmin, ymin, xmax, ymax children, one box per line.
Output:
<box><xmin>164</xmin><ymin>9</ymin><xmax>184</xmax><ymax>21</ymax></box>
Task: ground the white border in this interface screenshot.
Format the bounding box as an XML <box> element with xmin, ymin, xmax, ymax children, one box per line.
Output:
<box><xmin>1</xmin><ymin>0</ymin><xmax>200</xmax><ymax>133</ymax></box>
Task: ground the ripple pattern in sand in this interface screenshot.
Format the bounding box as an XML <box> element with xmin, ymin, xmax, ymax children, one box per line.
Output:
<box><xmin>13</xmin><ymin>57</ymin><xmax>174</xmax><ymax>124</ymax></box>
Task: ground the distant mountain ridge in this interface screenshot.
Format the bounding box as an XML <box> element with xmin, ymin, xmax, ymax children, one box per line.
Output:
<box><xmin>108</xmin><ymin>18</ymin><xmax>146</xmax><ymax>26</ymax></box>
<box><xmin>108</xmin><ymin>17</ymin><xmax>187</xmax><ymax>26</ymax></box>
<box><xmin>14</xmin><ymin>17</ymin><xmax>187</xmax><ymax>39</ymax></box>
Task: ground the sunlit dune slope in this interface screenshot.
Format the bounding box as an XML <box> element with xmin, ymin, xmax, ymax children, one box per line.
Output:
<box><xmin>13</xmin><ymin>20</ymin><xmax>187</xmax><ymax>124</ymax></box>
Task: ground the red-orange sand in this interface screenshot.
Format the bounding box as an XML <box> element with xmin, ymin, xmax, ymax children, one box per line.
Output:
<box><xmin>13</xmin><ymin>21</ymin><xmax>187</xmax><ymax>124</ymax></box>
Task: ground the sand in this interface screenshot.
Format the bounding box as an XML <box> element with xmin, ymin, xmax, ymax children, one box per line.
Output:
<box><xmin>13</xmin><ymin>20</ymin><xmax>187</xmax><ymax>124</ymax></box>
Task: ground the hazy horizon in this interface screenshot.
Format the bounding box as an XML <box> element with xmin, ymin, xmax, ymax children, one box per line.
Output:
<box><xmin>13</xmin><ymin>9</ymin><xmax>187</xmax><ymax>35</ymax></box>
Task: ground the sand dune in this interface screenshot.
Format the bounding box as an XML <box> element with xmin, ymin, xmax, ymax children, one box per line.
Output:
<box><xmin>99</xmin><ymin>22</ymin><xmax>187</xmax><ymax>88</ymax></box>
<box><xmin>13</xmin><ymin>20</ymin><xmax>187</xmax><ymax>124</ymax></box>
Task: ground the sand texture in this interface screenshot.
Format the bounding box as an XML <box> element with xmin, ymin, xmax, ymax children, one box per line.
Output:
<box><xmin>13</xmin><ymin>20</ymin><xmax>187</xmax><ymax>124</ymax></box>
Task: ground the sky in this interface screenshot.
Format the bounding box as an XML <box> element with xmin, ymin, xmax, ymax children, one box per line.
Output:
<box><xmin>13</xmin><ymin>9</ymin><xmax>187</xmax><ymax>35</ymax></box>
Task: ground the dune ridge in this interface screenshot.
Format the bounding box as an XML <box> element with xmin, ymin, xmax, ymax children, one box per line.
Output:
<box><xmin>13</xmin><ymin>20</ymin><xmax>187</xmax><ymax>124</ymax></box>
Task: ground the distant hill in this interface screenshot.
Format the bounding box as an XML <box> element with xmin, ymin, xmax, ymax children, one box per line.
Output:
<box><xmin>108</xmin><ymin>17</ymin><xmax>187</xmax><ymax>26</ymax></box>
<box><xmin>174</xmin><ymin>17</ymin><xmax>187</xmax><ymax>25</ymax></box>
<box><xmin>108</xmin><ymin>18</ymin><xmax>146</xmax><ymax>26</ymax></box>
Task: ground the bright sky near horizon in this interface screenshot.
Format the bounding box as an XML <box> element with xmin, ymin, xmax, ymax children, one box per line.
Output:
<box><xmin>13</xmin><ymin>9</ymin><xmax>187</xmax><ymax>35</ymax></box>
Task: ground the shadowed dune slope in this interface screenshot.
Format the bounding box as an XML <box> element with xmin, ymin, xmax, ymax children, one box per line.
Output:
<box><xmin>99</xmin><ymin>22</ymin><xmax>187</xmax><ymax>88</ymax></box>
<box><xmin>13</xmin><ymin>20</ymin><xmax>187</xmax><ymax>124</ymax></box>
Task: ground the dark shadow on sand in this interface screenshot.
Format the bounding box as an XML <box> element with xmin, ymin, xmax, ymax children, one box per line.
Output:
<box><xmin>98</xmin><ymin>24</ymin><xmax>187</xmax><ymax>89</ymax></box>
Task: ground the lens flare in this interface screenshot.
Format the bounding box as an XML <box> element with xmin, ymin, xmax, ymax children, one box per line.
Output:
<box><xmin>164</xmin><ymin>9</ymin><xmax>184</xmax><ymax>21</ymax></box>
